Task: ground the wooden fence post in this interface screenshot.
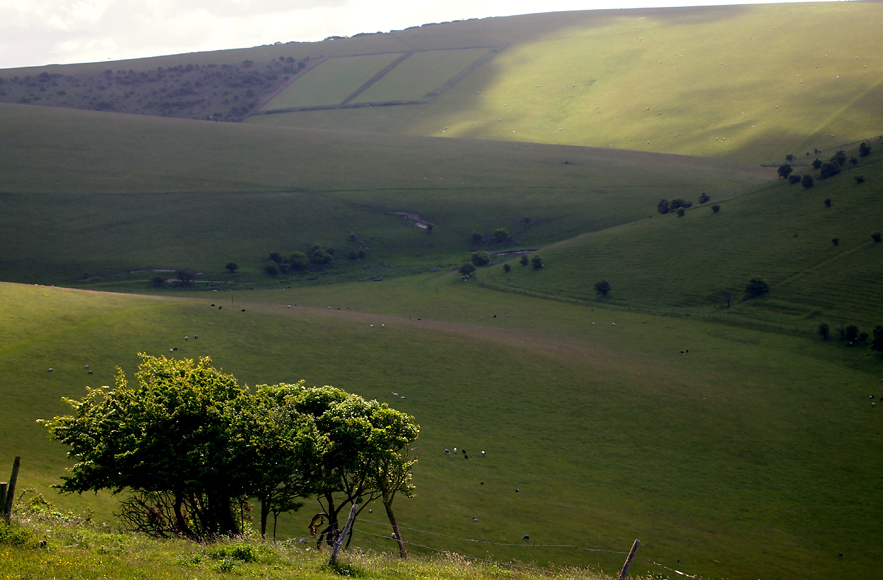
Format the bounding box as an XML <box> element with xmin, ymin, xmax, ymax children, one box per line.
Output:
<box><xmin>329</xmin><ymin>503</ymin><xmax>358</xmax><ymax>567</ymax></box>
<box><xmin>5</xmin><ymin>457</ymin><xmax>21</xmax><ymax>521</ymax></box>
<box><xmin>0</xmin><ymin>482</ymin><xmax>7</xmax><ymax>523</ymax></box>
<box><xmin>618</xmin><ymin>539</ymin><xmax>640</xmax><ymax>580</ymax></box>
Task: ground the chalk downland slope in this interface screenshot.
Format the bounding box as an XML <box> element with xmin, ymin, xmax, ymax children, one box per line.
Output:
<box><xmin>2</xmin><ymin>3</ymin><xmax>882</xmax><ymax>163</ymax></box>
<box><xmin>0</xmin><ymin>102</ymin><xmax>770</xmax><ymax>285</ymax></box>
<box><xmin>248</xmin><ymin>2</ymin><xmax>883</xmax><ymax>163</ymax></box>
<box><xmin>484</xmin><ymin>137</ymin><xmax>883</xmax><ymax>327</ymax></box>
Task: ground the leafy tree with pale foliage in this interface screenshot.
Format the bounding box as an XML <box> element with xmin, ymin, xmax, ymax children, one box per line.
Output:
<box><xmin>41</xmin><ymin>355</ymin><xmax>253</xmax><ymax>539</ymax></box>
<box><xmin>41</xmin><ymin>355</ymin><xmax>420</xmax><ymax>549</ymax></box>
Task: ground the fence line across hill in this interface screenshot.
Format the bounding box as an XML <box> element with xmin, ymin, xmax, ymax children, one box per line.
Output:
<box><xmin>348</xmin><ymin>518</ymin><xmax>705</xmax><ymax>579</ymax></box>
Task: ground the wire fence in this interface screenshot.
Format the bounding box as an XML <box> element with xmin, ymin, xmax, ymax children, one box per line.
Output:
<box><xmin>340</xmin><ymin>516</ymin><xmax>706</xmax><ymax>579</ymax></box>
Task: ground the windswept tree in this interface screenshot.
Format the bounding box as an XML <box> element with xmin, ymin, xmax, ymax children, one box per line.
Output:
<box><xmin>40</xmin><ymin>355</ymin><xmax>254</xmax><ymax>540</ymax></box>
<box><xmin>282</xmin><ymin>386</ymin><xmax>419</xmax><ymax>551</ymax></box>
<box><xmin>41</xmin><ymin>356</ymin><xmax>420</xmax><ymax>548</ymax></box>
<box><xmin>778</xmin><ymin>164</ymin><xmax>793</xmax><ymax>179</ymax></box>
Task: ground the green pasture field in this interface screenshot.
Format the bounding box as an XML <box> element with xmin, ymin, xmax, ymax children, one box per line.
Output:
<box><xmin>1</xmin><ymin>279</ymin><xmax>881</xmax><ymax>580</ymax></box>
<box><xmin>482</xmin><ymin>137</ymin><xmax>883</xmax><ymax>328</ymax></box>
<box><xmin>2</xmin><ymin>3</ymin><xmax>881</xmax><ymax>162</ymax></box>
<box><xmin>262</xmin><ymin>53</ymin><xmax>404</xmax><ymax>109</ymax></box>
<box><xmin>0</xmin><ymin>103</ymin><xmax>769</xmax><ymax>286</ymax></box>
<box><xmin>248</xmin><ymin>2</ymin><xmax>883</xmax><ymax>164</ymax></box>
<box><xmin>350</xmin><ymin>49</ymin><xmax>491</xmax><ymax>104</ymax></box>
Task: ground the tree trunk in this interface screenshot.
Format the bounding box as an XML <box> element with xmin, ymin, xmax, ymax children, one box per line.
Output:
<box><xmin>383</xmin><ymin>491</ymin><xmax>406</xmax><ymax>558</ymax></box>
<box><xmin>173</xmin><ymin>494</ymin><xmax>192</xmax><ymax>539</ymax></box>
<box><xmin>260</xmin><ymin>495</ymin><xmax>269</xmax><ymax>539</ymax></box>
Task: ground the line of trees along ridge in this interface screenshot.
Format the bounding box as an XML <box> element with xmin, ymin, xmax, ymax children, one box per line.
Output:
<box><xmin>39</xmin><ymin>354</ymin><xmax>419</xmax><ymax>556</ymax></box>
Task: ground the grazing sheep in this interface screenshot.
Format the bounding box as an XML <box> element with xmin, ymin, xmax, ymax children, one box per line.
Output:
<box><xmin>287</xmin><ymin>305</ymin><xmax>291</xmax><ymax>308</ymax></box>
<box><xmin>612</xmin><ymin>323</ymin><xmax>616</xmax><ymax>326</ymax></box>
<box><xmin>481</xmin><ymin>451</ymin><xmax>486</xmax><ymax>456</ymax></box>
<box><xmin>445</xmin><ymin>449</ymin><xmax>450</xmax><ymax>454</ymax></box>
<box><xmin>84</xmin><ymin>365</ymin><xmax>89</xmax><ymax>368</ymax></box>
<box><xmin>48</xmin><ymin>368</ymin><xmax>53</xmax><ymax>372</ymax></box>
<box><xmin>464</xmin><ymin>454</ymin><xmax>468</xmax><ymax>459</ymax></box>
<box><xmin>453</xmin><ymin>448</ymin><xmax>457</xmax><ymax>454</ymax></box>
<box><xmin>184</xmin><ymin>336</ymin><xmax>188</xmax><ymax>341</ymax></box>
<box><xmin>473</xmin><ymin>517</ymin><xmax>478</xmax><ymax>522</ymax></box>
<box><xmin>523</xmin><ymin>535</ymin><xmax>530</xmax><ymax>540</ymax></box>
<box><xmin>194</xmin><ymin>335</ymin><xmax>198</xmax><ymax>339</ymax></box>
<box><xmin>88</xmin><ymin>371</ymin><xmax>93</xmax><ymax>374</ymax></box>
<box><xmin>515</xmin><ymin>488</ymin><xmax>519</xmax><ymax>492</ymax></box>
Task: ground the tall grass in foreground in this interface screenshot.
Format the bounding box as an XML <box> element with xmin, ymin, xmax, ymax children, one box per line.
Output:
<box><xmin>1</xmin><ymin>502</ymin><xmax>624</xmax><ymax>580</ymax></box>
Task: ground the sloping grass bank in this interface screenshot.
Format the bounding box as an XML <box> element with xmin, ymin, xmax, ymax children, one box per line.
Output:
<box><xmin>1</xmin><ymin>509</ymin><xmax>616</xmax><ymax>580</ymax></box>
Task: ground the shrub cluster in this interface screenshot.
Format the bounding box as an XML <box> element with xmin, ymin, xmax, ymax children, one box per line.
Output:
<box><xmin>657</xmin><ymin>198</ymin><xmax>693</xmax><ymax>214</ymax></box>
<box><xmin>265</xmin><ymin>246</ymin><xmax>336</xmax><ymax>275</ymax></box>
<box><xmin>819</xmin><ymin>322</ymin><xmax>883</xmax><ymax>351</ymax></box>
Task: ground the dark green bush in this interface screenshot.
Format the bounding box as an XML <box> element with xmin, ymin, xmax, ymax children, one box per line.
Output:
<box><xmin>744</xmin><ymin>277</ymin><xmax>769</xmax><ymax>297</ymax></box>
<box><xmin>471</xmin><ymin>251</ymin><xmax>490</xmax><ymax>267</ymax></box>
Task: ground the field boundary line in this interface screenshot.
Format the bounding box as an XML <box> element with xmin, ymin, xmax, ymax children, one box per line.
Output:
<box><xmin>341</xmin><ymin>52</ymin><xmax>413</xmax><ymax>105</ymax></box>
<box><xmin>254</xmin><ymin>45</ymin><xmax>506</xmax><ymax>115</ymax></box>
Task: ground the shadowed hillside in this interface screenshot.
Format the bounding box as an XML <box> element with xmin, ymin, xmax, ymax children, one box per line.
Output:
<box><xmin>0</xmin><ymin>103</ymin><xmax>769</xmax><ymax>285</ymax></box>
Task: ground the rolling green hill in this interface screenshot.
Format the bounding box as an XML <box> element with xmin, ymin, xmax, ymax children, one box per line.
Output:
<box><xmin>0</xmin><ymin>102</ymin><xmax>769</xmax><ymax>286</ymax></box>
<box><xmin>483</xmin><ymin>137</ymin><xmax>883</xmax><ymax>327</ymax></box>
<box><xmin>2</xmin><ymin>279</ymin><xmax>882</xmax><ymax>580</ymax></box>
<box><xmin>2</xmin><ymin>5</ymin><xmax>882</xmax><ymax>580</ymax></box>
<box><xmin>2</xmin><ymin>3</ymin><xmax>882</xmax><ymax>163</ymax></box>
<box><xmin>246</xmin><ymin>2</ymin><xmax>883</xmax><ymax>163</ymax></box>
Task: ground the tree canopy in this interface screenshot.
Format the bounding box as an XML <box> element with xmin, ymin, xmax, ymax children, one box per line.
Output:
<box><xmin>40</xmin><ymin>354</ymin><xmax>420</xmax><ymax>546</ymax></box>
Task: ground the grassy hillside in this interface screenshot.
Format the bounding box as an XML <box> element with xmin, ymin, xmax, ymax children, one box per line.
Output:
<box><xmin>2</xmin><ymin>281</ymin><xmax>881</xmax><ymax>580</ymax></box>
<box><xmin>0</xmin><ymin>103</ymin><xmax>769</xmax><ymax>285</ymax></box>
<box><xmin>482</xmin><ymin>138</ymin><xmax>883</xmax><ymax>327</ymax></box>
<box><xmin>3</xmin><ymin>515</ymin><xmax>616</xmax><ymax>580</ymax></box>
<box><xmin>247</xmin><ymin>2</ymin><xmax>883</xmax><ymax>163</ymax></box>
<box><xmin>2</xmin><ymin>4</ymin><xmax>881</xmax><ymax>163</ymax></box>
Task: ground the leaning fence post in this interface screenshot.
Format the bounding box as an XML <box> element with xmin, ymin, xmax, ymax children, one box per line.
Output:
<box><xmin>4</xmin><ymin>457</ymin><xmax>21</xmax><ymax>521</ymax></box>
<box><xmin>329</xmin><ymin>503</ymin><xmax>358</xmax><ymax>566</ymax></box>
<box><xmin>618</xmin><ymin>539</ymin><xmax>640</xmax><ymax>580</ymax></box>
<box><xmin>0</xmin><ymin>482</ymin><xmax>7</xmax><ymax>522</ymax></box>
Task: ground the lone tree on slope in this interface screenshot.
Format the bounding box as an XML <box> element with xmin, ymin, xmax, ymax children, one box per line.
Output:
<box><xmin>744</xmin><ymin>276</ymin><xmax>770</xmax><ymax>298</ymax></box>
<box><xmin>594</xmin><ymin>280</ymin><xmax>612</xmax><ymax>297</ymax></box>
